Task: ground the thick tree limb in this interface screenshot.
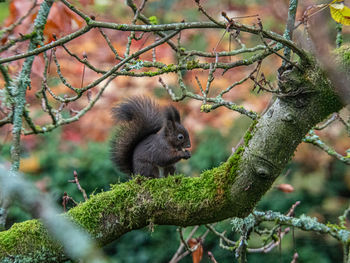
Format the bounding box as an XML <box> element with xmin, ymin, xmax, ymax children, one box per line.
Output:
<box><xmin>0</xmin><ymin>57</ymin><xmax>344</xmax><ymax>262</ymax></box>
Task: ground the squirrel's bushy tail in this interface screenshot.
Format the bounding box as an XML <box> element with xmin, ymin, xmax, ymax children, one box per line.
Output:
<box><xmin>110</xmin><ymin>96</ymin><xmax>163</xmax><ymax>174</ymax></box>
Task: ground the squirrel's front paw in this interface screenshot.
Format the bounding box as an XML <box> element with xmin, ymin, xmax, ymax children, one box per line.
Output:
<box><xmin>182</xmin><ymin>149</ymin><xmax>191</xmax><ymax>159</ymax></box>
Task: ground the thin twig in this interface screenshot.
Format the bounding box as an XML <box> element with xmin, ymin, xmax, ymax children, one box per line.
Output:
<box><xmin>24</xmin><ymin>76</ymin><xmax>114</xmax><ymax>135</ymax></box>
<box><xmin>248</xmin><ymin>227</ymin><xmax>290</xmax><ymax>253</ymax></box>
<box><xmin>61</xmin><ymin>43</ymin><xmax>104</xmax><ymax>73</ymax></box>
<box><xmin>314</xmin><ymin>113</ymin><xmax>338</xmax><ymax>130</ymax></box>
<box><xmin>304</xmin><ymin>130</ymin><xmax>350</xmax><ymax>165</ymax></box>
<box><xmin>98</xmin><ymin>28</ymin><xmax>123</xmax><ymax>60</ymax></box>
<box><xmin>52</xmin><ymin>48</ymin><xmax>80</xmax><ymax>93</ymax></box>
<box><xmin>208</xmin><ymin>251</ymin><xmax>218</xmax><ymax>263</ymax></box>
<box><xmin>0</xmin><ymin>0</ymin><xmax>37</xmax><ymax>38</ymax></box>
<box><xmin>68</xmin><ymin>171</ymin><xmax>88</xmax><ymax>201</ymax></box>
<box><xmin>206</xmin><ymin>224</ymin><xmax>236</xmax><ymax>245</ymax></box>
<box><xmin>62</xmin><ymin>191</ymin><xmax>78</xmax><ymax>212</ymax></box>
<box><xmin>169</xmin><ymin>226</ymin><xmax>199</xmax><ymax>263</ymax></box>
<box><xmin>175</xmin><ymin>228</ymin><xmax>210</xmax><ymax>263</ymax></box>
<box><xmin>219</xmin><ymin>61</ymin><xmax>261</xmax><ymax>97</ymax></box>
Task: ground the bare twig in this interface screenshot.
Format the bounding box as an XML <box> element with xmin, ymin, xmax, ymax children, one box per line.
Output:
<box><xmin>291</xmin><ymin>252</ymin><xmax>299</xmax><ymax>263</ymax></box>
<box><xmin>314</xmin><ymin>113</ymin><xmax>338</xmax><ymax>130</ymax></box>
<box><xmin>304</xmin><ymin>130</ymin><xmax>350</xmax><ymax>165</ymax></box>
<box><xmin>208</xmin><ymin>251</ymin><xmax>218</xmax><ymax>263</ymax></box>
<box><xmin>98</xmin><ymin>28</ymin><xmax>123</xmax><ymax>60</ymax></box>
<box><xmin>68</xmin><ymin>171</ymin><xmax>88</xmax><ymax>201</ymax></box>
<box><xmin>40</xmin><ymin>51</ymin><xmax>57</xmax><ymax>125</ymax></box>
<box><xmin>248</xmin><ymin>227</ymin><xmax>290</xmax><ymax>253</ymax></box>
<box><xmin>170</xmin><ymin>226</ymin><xmax>210</xmax><ymax>263</ymax></box>
<box><xmin>0</xmin><ymin>0</ymin><xmax>37</xmax><ymax>38</ymax></box>
<box><xmin>286</xmin><ymin>201</ymin><xmax>301</xmax><ymax>217</ymax></box>
<box><xmin>170</xmin><ymin>226</ymin><xmax>199</xmax><ymax>263</ymax></box>
<box><xmin>178</xmin><ymin>227</ymin><xmax>199</xmax><ymax>253</ymax></box>
<box><xmin>206</xmin><ymin>224</ymin><xmax>236</xmax><ymax>246</ymax></box>
<box><xmin>62</xmin><ymin>191</ymin><xmax>78</xmax><ymax>212</ymax></box>
<box><xmin>52</xmin><ymin>48</ymin><xmax>80</xmax><ymax>93</ymax></box>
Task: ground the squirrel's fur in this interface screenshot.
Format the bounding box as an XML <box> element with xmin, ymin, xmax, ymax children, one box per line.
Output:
<box><xmin>111</xmin><ymin>96</ymin><xmax>191</xmax><ymax>178</ymax></box>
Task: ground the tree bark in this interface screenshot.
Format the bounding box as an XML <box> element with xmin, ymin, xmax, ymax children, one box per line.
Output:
<box><xmin>0</xmin><ymin>59</ymin><xmax>344</xmax><ymax>262</ymax></box>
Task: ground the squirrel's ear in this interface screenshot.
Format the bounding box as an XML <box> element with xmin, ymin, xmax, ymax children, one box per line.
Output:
<box><xmin>164</xmin><ymin>106</ymin><xmax>181</xmax><ymax>123</ymax></box>
<box><xmin>165</xmin><ymin>120</ymin><xmax>176</xmax><ymax>134</ymax></box>
<box><xmin>171</xmin><ymin>106</ymin><xmax>181</xmax><ymax>123</ymax></box>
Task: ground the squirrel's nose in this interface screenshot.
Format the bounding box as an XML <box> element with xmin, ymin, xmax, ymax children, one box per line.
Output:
<box><xmin>186</xmin><ymin>143</ymin><xmax>191</xmax><ymax>148</ymax></box>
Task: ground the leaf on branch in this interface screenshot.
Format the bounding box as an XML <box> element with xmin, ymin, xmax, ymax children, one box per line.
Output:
<box><xmin>188</xmin><ymin>238</ymin><xmax>203</xmax><ymax>263</ymax></box>
<box><xmin>330</xmin><ymin>1</ymin><xmax>350</xmax><ymax>25</ymax></box>
<box><xmin>149</xmin><ymin>16</ymin><xmax>158</xmax><ymax>25</ymax></box>
<box><xmin>276</xmin><ymin>183</ymin><xmax>294</xmax><ymax>193</ymax></box>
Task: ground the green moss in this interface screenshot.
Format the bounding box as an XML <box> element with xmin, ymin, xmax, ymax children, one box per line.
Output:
<box><xmin>231</xmin><ymin>105</ymin><xmax>244</xmax><ymax>111</ymax></box>
<box><xmin>227</xmin><ymin>146</ymin><xmax>244</xmax><ymax>178</ymax></box>
<box><xmin>68</xmin><ymin>179</ymin><xmax>142</xmax><ymax>234</ymax></box>
<box><xmin>145</xmin><ymin>172</ymin><xmax>214</xmax><ymax>208</ymax></box>
<box><xmin>334</xmin><ymin>45</ymin><xmax>350</xmax><ymax>70</ymax></box>
<box><xmin>84</xmin><ymin>17</ymin><xmax>91</xmax><ymax>23</ymax></box>
<box><xmin>117</xmin><ymin>24</ymin><xmax>126</xmax><ymax>30</ymax></box>
<box><xmin>282</xmin><ymin>63</ymin><xmax>343</xmax><ymax>119</ymax></box>
<box><xmin>306</xmin><ymin>66</ymin><xmax>343</xmax><ymax>117</ymax></box>
<box><xmin>186</xmin><ymin>60</ymin><xmax>199</xmax><ymax>70</ymax></box>
<box><xmin>200</xmin><ymin>104</ymin><xmax>212</xmax><ymax>112</ymax></box>
<box><xmin>243</xmin><ymin>132</ymin><xmax>252</xmax><ymax>145</ymax></box>
<box><xmin>0</xmin><ymin>220</ymin><xmax>63</xmax><ymax>261</ymax></box>
<box><xmin>243</xmin><ymin>119</ymin><xmax>258</xmax><ymax>146</ymax></box>
<box><xmin>326</xmin><ymin>222</ymin><xmax>346</xmax><ymax>231</ymax></box>
<box><xmin>69</xmin><ymin>145</ymin><xmax>244</xmax><ymax>230</ymax></box>
<box><xmin>162</xmin><ymin>64</ymin><xmax>176</xmax><ymax>73</ymax></box>
<box><xmin>142</xmin><ymin>64</ymin><xmax>178</xmax><ymax>77</ymax></box>
<box><xmin>143</xmin><ymin>71</ymin><xmax>159</xmax><ymax>77</ymax></box>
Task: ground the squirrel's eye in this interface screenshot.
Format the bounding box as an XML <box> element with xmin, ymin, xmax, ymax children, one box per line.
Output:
<box><xmin>177</xmin><ymin>134</ymin><xmax>184</xmax><ymax>140</ymax></box>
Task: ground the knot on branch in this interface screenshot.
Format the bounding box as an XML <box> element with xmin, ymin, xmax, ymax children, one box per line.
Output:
<box><xmin>277</xmin><ymin>65</ymin><xmax>316</xmax><ymax>108</ymax></box>
<box><xmin>281</xmin><ymin>112</ymin><xmax>295</xmax><ymax>123</ymax></box>
<box><xmin>277</xmin><ymin>65</ymin><xmax>304</xmax><ymax>93</ymax></box>
<box><xmin>249</xmin><ymin>154</ymin><xmax>277</xmax><ymax>179</ymax></box>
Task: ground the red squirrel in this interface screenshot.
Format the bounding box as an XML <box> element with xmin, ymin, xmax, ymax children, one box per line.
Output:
<box><xmin>111</xmin><ymin>96</ymin><xmax>191</xmax><ymax>178</ymax></box>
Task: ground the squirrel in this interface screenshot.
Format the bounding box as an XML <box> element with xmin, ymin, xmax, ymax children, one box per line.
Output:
<box><xmin>110</xmin><ymin>96</ymin><xmax>191</xmax><ymax>178</ymax></box>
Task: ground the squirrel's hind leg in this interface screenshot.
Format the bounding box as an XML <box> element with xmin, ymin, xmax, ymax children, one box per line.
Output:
<box><xmin>163</xmin><ymin>165</ymin><xmax>176</xmax><ymax>177</ymax></box>
<box><xmin>133</xmin><ymin>161</ymin><xmax>159</xmax><ymax>178</ymax></box>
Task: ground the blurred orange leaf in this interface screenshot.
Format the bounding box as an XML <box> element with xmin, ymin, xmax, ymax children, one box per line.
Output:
<box><xmin>4</xmin><ymin>0</ymin><xmax>33</xmax><ymax>27</ymax></box>
<box><xmin>20</xmin><ymin>155</ymin><xmax>41</xmax><ymax>174</ymax></box>
<box><xmin>188</xmin><ymin>238</ymin><xmax>203</xmax><ymax>263</ymax></box>
<box><xmin>43</xmin><ymin>2</ymin><xmax>84</xmax><ymax>43</ymax></box>
<box><xmin>79</xmin><ymin>0</ymin><xmax>94</xmax><ymax>6</ymax></box>
<box><xmin>276</xmin><ymin>183</ymin><xmax>294</xmax><ymax>193</ymax></box>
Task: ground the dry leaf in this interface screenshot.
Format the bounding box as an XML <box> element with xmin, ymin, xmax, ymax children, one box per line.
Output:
<box><xmin>276</xmin><ymin>183</ymin><xmax>295</xmax><ymax>193</ymax></box>
<box><xmin>188</xmin><ymin>238</ymin><xmax>203</xmax><ymax>263</ymax></box>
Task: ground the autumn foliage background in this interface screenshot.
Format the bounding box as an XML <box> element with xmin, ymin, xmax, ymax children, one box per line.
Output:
<box><xmin>0</xmin><ymin>0</ymin><xmax>350</xmax><ymax>262</ymax></box>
